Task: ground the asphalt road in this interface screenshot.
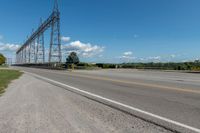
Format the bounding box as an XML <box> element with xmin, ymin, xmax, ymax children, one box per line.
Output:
<box><xmin>0</xmin><ymin>72</ymin><xmax>172</xmax><ymax>133</ymax></box>
<box><xmin>14</xmin><ymin>67</ymin><xmax>200</xmax><ymax>132</ymax></box>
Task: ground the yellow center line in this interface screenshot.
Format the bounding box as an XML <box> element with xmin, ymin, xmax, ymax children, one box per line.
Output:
<box><xmin>28</xmin><ymin>68</ymin><xmax>200</xmax><ymax>94</ymax></box>
<box><xmin>64</xmin><ymin>72</ymin><xmax>200</xmax><ymax>94</ymax></box>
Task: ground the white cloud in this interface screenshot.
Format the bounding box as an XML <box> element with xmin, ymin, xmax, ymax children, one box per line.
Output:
<box><xmin>138</xmin><ymin>58</ymin><xmax>145</xmax><ymax>61</ymax></box>
<box><xmin>118</xmin><ymin>53</ymin><xmax>184</xmax><ymax>63</ymax></box>
<box><xmin>61</xmin><ymin>36</ymin><xmax>70</xmax><ymax>42</ymax></box>
<box><xmin>0</xmin><ymin>42</ymin><xmax>20</xmax><ymax>51</ymax></box>
<box><xmin>147</xmin><ymin>56</ymin><xmax>161</xmax><ymax>60</ymax></box>
<box><xmin>120</xmin><ymin>56</ymin><xmax>136</xmax><ymax>60</ymax></box>
<box><xmin>170</xmin><ymin>54</ymin><xmax>176</xmax><ymax>58</ymax></box>
<box><xmin>145</xmin><ymin>56</ymin><xmax>161</xmax><ymax>62</ymax></box>
<box><xmin>118</xmin><ymin>51</ymin><xmax>136</xmax><ymax>62</ymax></box>
<box><xmin>134</xmin><ymin>56</ymin><xmax>162</xmax><ymax>62</ymax></box>
<box><xmin>63</xmin><ymin>40</ymin><xmax>104</xmax><ymax>58</ymax></box>
<box><xmin>181</xmin><ymin>60</ymin><xmax>187</xmax><ymax>62</ymax></box>
<box><xmin>123</xmin><ymin>51</ymin><xmax>133</xmax><ymax>56</ymax></box>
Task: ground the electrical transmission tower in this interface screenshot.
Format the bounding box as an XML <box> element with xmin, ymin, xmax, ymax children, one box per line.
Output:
<box><xmin>49</xmin><ymin>0</ymin><xmax>62</xmax><ymax>64</ymax></box>
<box><xmin>36</xmin><ymin>19</ymin><xmax>45</xmax><ymax>63</ymax></box>
<box><xmin>16</xmin><ymin>0</ymin><xmax>62</xmax><ymax>66</ymax></box>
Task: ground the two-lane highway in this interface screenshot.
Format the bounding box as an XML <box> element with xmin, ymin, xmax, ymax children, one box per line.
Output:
<box><xmin>14</xmin><ymin>67</ymin><xmax>200</xmax><ymax>132</ymax></box>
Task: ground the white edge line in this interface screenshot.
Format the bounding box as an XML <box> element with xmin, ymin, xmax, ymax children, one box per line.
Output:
<box><xmin>24</xmin><ymin>71</ymin><xmax>200</xmax><ymax>133</ymax></box>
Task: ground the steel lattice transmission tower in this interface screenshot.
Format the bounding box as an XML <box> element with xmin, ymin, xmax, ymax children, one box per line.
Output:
<box><xmin>36</xmin><ymin>19</ymin><xmax>45</xmax><ymax>63</ymax></box>
<box><xmin>16</xmin><ymin>0</ymin><xmax>62</xmax><ymax>65</ymax></box>
<box><xmin>30</xmin><ymin>29</ymin><xmax>36</xmax><ymax>63</ymax></box>
<box><xmin>49</xmin><ymin>0</ymin><xmax>62</xmax><ymax>64</ymax></box>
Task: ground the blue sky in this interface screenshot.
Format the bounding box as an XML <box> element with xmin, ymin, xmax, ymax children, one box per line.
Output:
<box><xmin>0</xmin><ymin>0</ymin><xmax>200</xmax><ymax>63</ymax></box>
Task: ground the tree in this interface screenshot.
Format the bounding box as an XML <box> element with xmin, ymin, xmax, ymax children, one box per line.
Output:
<box><xmin>66</xmin><ymin>52</ymin><xmax>80</xmax><ymax>64</ymax></box>
<box><xmin>0</xmin><ymin>53</ymin><xmax>6</xmax><ymax>65</ymax></box>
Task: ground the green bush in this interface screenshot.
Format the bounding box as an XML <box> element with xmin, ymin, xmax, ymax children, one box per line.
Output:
<box><xmin>0</xmin><ymin>53</ymin><xmax>6</xmax><ymax>65</ymax></box>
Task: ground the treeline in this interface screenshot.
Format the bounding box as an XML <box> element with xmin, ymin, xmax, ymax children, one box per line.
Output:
<box><xmin>74</xmin><ymin>60</ymin><xmax>200</xmax><ymax>71</ymax></box>
<box><xmin>117</xmin><ymin>61</ymin><xmax>200</xmax><ymax>70</ymax></box>
<box><xmin>65</xmin><ymin>52</ymin><xmax>200</xmax><ymax>71</ymax></box>
<box><xmin>64</xmin><ymin>52</ymin><xmax>200</xmax><ymax>70</ymax></box>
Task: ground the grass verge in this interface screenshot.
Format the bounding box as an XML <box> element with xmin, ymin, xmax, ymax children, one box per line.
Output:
<box><xmin>0</xmin><ymin>69</ymin><xmax>23</xmax><ymax>95</ymax></box>
<box><xmin>0</xmin><ymin>65</ymin><xmax>8</xmax><ymax>68</ymax></box>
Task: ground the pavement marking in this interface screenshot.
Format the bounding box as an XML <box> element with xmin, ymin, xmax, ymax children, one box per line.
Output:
<box><xmin>25</xmin><ymin>71</ymin><xmax>200</xmax><ymax>133</ymax></box>
<box><xmin>31</xmin><ymin>68</ymin><xmax>200</xmax><ymax>94</ymax></box>
<box><xmin>66</xmin><ymin>72</ymin><xmax>200</xmax><ymax>94</ymax></box>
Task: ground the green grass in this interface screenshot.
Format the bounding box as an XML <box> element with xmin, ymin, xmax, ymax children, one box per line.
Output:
<box><xmin>0</xmin><ymin>65</ymin><xmax>8</xmax><ymax>68</ymax></box>
<box><xmin>0</xmin><ymin>70</ymin><xmax>23</xmax><ymax>94</ymax></box>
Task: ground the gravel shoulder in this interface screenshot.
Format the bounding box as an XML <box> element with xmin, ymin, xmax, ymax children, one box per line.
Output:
<box><xmin>0</xmin><ymin>73</ymin><xmax>172</xmax><ymax>133</ymax></box>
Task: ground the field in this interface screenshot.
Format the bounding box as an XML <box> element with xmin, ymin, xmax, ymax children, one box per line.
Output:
<box><xmin>0</xmin><ymin>69</ymin><xmax>23</xmax><ymax>94</ymax></box>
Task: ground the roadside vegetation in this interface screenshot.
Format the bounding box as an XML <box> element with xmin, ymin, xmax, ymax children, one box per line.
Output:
<box><xmin>14</xmin><ymin>52</ymin><xmax>199</xmax><ymax>71</ymax></box>
<box><xmin>0</xmin><ymin>53</ymin><xmax>6</xmax><ymax>66</ymax></box>
<box><xmin>0</xmin><ymin>70</ymin><xmax>23</xmax><ymax>94</ymax></box>
<box><xmin>65</xmin><ymin>52</ymin><xmax>99</xmax><ymax>70</ymax></box>
<box><xmin>0</xmin><ymin>64</ymin><xmax>8</xmax><ymax>68</ymax></box>
<box><xmin>95</xmin><ymin>61</ymin><xmax>200</xmax><ymax>71</ymax></box>
<box><xmin>66</xmin><ymin>52</ymin><xmax>80</xmax><ymax>70</ymax></box>
<box><xmin>114</xmin><ymin>60</ymin><xmax>200</xmax><ymax>71</ymax></box>
<box><xmin>64</xmin><ymin>52</ymin><xmax>200</xmax><ymax>71</ymax></box>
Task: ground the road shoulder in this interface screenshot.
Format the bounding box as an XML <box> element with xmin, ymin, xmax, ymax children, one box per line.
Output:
<box><xmin>0</xmin><ymin>73</ymin><xmax>172</xmax><ymax>133</ymax></box>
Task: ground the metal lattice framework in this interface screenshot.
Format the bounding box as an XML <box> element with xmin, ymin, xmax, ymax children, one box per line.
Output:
<box><xmin>16</xmin><ymin>0</ymin><xmax>61</xmax><ymax>65</ymax></box>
